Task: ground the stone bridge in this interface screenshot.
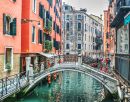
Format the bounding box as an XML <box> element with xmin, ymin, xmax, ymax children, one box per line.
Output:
<box><xmin>0</xmin><ymin>55</ymin><xmax>129</xmax><ymax>101</ymax></box>
<box><xmin>27</xmin><ymin>62</ymin><xmax>118</xmax><ymax>95</ymax></box>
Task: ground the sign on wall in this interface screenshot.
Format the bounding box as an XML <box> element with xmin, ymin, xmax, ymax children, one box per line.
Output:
<box><xmin>124</xmin><ymin>11</ymin><xmax>130</xmax><ymax>25</ymax></box>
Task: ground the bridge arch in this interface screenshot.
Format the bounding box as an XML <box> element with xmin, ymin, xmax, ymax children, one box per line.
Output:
<box><xmin>27</xmin><ymin>65</ymin><xmax>117</xmax><ymax>94</ymax></box>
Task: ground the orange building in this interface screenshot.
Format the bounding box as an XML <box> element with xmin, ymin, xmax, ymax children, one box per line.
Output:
<box><xmin>0</xmin><ymin>0</ymin><xmax>22</xmax><ymax>79</ymax></box>
<box><xmin>104</xmin><ymin>0</ymin><xmax>116</xmax><ymax>68</ymax></box>
<box><xmin>21</xmin><ymin>0</ymin><xmax>62</xmax><ymax>72</ymax></box>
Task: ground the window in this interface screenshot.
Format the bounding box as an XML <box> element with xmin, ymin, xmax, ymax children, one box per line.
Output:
<box><xmin>89</xmin><ymin>35</ymin><xmax>90</xmax><ymax>42</ymax></box>
<box><xmin>5</xmin><ymin>47</ymin><xmax>13</xmax><ymax>71</ymax></box>
<box><xmin>33</xmin><ymin>0</ymin><xmax>36</xmax><ymax>13</ymax></box>
<box><xmin>78</xmin><ymin>34</ymin><xmax>81</xmax><ymax>40</ymax></box>
<box><xmin>6</xmin><ymin>15</ymin><xmax>12</xmax><ymax>34</ymax></box>
<box><xmin>78</xmin><ymin>44</ymin><xmax>81</xmax><ymax>49</ymax></box>
<box><xmin>32</xmin><ymin>26</ymin><xmax>36</xmax><ymax>43</ymax></box>
<box><xmin>78</xmin><ymin>23</ymin><xmax>81</xmax><ymax>30</ymax></box>
<box><xmin>43</xmin><ymin>33</ymin><xmax>46</xmax><ymax>49</ymax></box>
<box><xmin>66</xmin><ymin>15</ymin><xmax>70</xmax><ymax>19</ymax></box>
<box><xmin>85</xmin><ymin>24</ymin><xmax>87</xmax><ymax>31</ymax></box>
<box><xmin>89</xmin><ymin>45</ymin><xmax>90</xmax><ymax>50</ymax></box>
<box><xmin>117</xmin><ymin>24</ymin><xmax>129</xmax><ymax>54</ymax></box>
<box><xmin>39</xmin><ymin>2</ymin><xmax>43</xmax><ymax>18</ymax></box>
<box><xmin>85</xmin><ymin>34</ymin><xmax>86</xmax><ymax>41</ymax></box>
<box><xmin>65</xmin><ymin>6</ymin><xmax>68</xmax><ymax>10</ymax></box>
<box><xmin>85</xmin><ymin>44</ymin><xmax>86</xmax><ymax>50</ymax></box>
<box><xmin>3</xmin><ymin>14</ymin><xmax>17</xmax><ymax>36</ymax></box>
<box><xmin>91</xmin><ymin>36</ymin><xmax>93</xmax><ymax>42</ymax></box>
<box><xmin>66</xmin><ymin>44</ymin><xmax>69</xmax><ymax>49</ymax></box>
<box><xmin>107</xmin><ymin>43</ymin><xmax>109</xmax><ymax>48</ymax></box>
<box><xmin>66</xmin><ymin>33</ymin><xmax>69</xmax><ymax>40</ymax></box>
<box><xmin>38</xmin><ymin>29</ymin><xmax>42</xmax><ymax>44</ymax></box>
<box><xmin>78</xmin><ymin>15</ymin><xmax>81</xmax><ymax>19</ymax></box>
<box><xmin>85</xmin><ymin>16</ymin><xmax>86</xmax><ymax>20</ymax></box>
<box><xmin>43</xmin><ymin>10</ymin><xmax>46</xmax><ymax>27</ymax></box>
<box><xmin>66</xmin><ymin>22</ymin><xmax>69</xmax><ymax>29</ymax></box>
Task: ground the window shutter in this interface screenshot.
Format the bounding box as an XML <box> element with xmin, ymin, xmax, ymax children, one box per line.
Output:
<box><xmin>38</xmin><ymin>29</ymin><xmax>40</xmax><ymax>44</ymax></box>
<box><xmin>10</xmin><ymin>18</ymin><xmax>16</xmax><ymax>36</ymax></box>
<box><xmin>3</xmin><ymin>13</ymin><xmax>6</xmax><ymax>34</ymax></box>
<box><xmin>41</xmin><ymin>30</ymin><xmax>42</xmax><ymax>44</ymax></box>
<box><xmin>41</xmin><ymin>5</ymin><xmax>44</xmax><ymax>18</ymax></box>
<box><xmin>39</xmin><ymin>3</ymin><xmax>41</xmax><ymax>17</ymax></box>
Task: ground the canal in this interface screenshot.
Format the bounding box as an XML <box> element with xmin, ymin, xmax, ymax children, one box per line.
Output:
<box><xmin>16</xmin><ymin>71</ymin><xmax>114</xmax><ymax>102</ymax></box>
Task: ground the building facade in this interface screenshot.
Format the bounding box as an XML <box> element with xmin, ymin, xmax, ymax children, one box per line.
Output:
<box><xmin>84</xmin><ymin>14</ymin><xmax>103</xmax><ymax>58</ymax></box>
<box><xmin>0</xmin><ymin>0</ymin><xmax>62</xmax><ymax>79</ymax></box>
<box><xmin>21</xmin><ymin>0</ymin><xmax>62</xmax><ymax>73</ymax></box>
<box><xmin>108</xmin><ymin>0</ymin><xmax>130</xmax><ymax>82</ymax></box>
<box><xmin>62</xmin><ymin>3</ymin><xmax>103</xmax><ymax>57</ymax></box>
<box><xmin>62</xmin><ymin>3</ymin><xmax>85</xmax><ymax>55</ymax></box>
<box><xmin>0</xmin><ymin>0</ymin><xmax>22</xmax><ymax>79</ymax></box>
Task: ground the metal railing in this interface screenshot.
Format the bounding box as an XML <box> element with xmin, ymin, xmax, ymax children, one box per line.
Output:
<box><xmin>0</xmin><ymin>71</ymin><xmax>29</xmax><ymax>98</ymax></box>
<box><xmin>62</xmin><ymin>55</ymin><xmax>77</xmax><ymax>64</ymax></box>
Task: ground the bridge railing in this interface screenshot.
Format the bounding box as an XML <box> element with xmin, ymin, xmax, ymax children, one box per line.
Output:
<box><xmin>0</xmin><ymin>71</ymin><xmax>29</xmax><ymax>98</ymax></box>
<box><xmin>60</xmin><ymin>55</ymin><xmax>77</xmax><ymax>63</ymax></box>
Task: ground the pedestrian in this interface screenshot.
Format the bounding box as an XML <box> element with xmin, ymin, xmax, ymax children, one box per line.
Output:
<box><xmin>105</xmin><ymin>58</ymin><xmax>108</xmax><ymax>67</ymax></box>
<box><xmin>107</xmin><ymin>58</ymin><xmax>110</xmax><ymax>67</ymax></box>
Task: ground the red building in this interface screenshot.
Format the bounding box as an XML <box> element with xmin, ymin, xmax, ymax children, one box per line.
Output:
<box><xmin>21</xmin><ymin>0</ymin><xmax>62</xmax><ymax>72</ymax></box>
<box><xmin>0</xmin><ymin>0</ymin><xmax>22</xmax><ymax>79</ymax></box>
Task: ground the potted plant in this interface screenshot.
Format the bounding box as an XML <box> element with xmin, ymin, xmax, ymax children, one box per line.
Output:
<box><xmin>66</xmin><ymin>29</ymin><xmax>69</xmax><ymax>31</ymax></box>
<box><xmin>6</xmin><ymin>63</ymin><xmax>11</xmax><ymax>72</ymax></box>
<box><xmin>44</xmin><ymin>19</ymin><xmax>52</xmax><ymax>34</ymax></box>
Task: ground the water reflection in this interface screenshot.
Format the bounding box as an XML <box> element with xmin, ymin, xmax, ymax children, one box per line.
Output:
<box><xmin>16</xmin><ymin>71</ymin><xmax>114</xmax><ymax>102</ymax></box>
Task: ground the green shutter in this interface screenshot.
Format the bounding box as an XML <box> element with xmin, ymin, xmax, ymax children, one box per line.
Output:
<box><xmin>39</xmin><ymin>3</ymin><xmax>41</xmax><ymax>17</ymax></box>
<box><xmin>41</xmin><ymin>5</ymin><xmax>43</xmax><ymax>18</ymax></box>
<box><xmin>10</xmin><ymin>18</ymin><xmax>16</xmax><ymax>36</ymax></box>
<box><xmin>38</xmin><ymin>29</ymin><xmax>40</xmax><ymax>44</ymax></box>
<box><xmin>3</xmin><ymin>13</ymin><xmax>6</xmax><ymax>34</ymax></box>
<box><xmin>40</xmin><ymin>30</ymin><xmax>42</xmax><ymax>44</ymax></box>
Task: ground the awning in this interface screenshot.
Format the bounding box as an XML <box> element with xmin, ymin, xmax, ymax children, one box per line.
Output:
<box><xmin>38</xmin><ymin>52</ymin><xmax>54</xmax><ymax>58</ymax></box>
<box><xmin>110</xmin><ymin>6</ymin><xmax>130</xmax><ymax>28</ymax></box>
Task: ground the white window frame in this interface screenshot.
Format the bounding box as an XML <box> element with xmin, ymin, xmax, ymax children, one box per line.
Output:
<box><xmin>33</xmin><ymin>0</ymin><xmax>36</xmax><ymax>14</ymax></box>
<box><xmin>32</xmin><ymin>25</ymin><xmax>36</xmax><ymax>43</ymax></box>
<box><xmin>4</xmin><ymin>47</ymin><xmax>13</xmax><ymax>72</ymax></box>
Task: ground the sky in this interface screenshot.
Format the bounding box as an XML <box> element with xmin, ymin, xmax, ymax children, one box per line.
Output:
<box><xmin>62</xmin><ymin>0</ymin><xmax>109</xmax><ymax>20</ymax></box>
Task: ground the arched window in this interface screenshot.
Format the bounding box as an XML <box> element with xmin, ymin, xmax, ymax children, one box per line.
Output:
<box><xmin>66</xmin><ymin>33</ymin><xmax>69</xmax><ymax>40</ymax></box>
<box><xmin>78</xmin><ymin>34</ymin><xmax>81</xmax><ymax>40</ymax></box>
<box><xmin>6</xmin><ymin>15</ymin><xmax>12</xmax><ymax>34</ymax></box>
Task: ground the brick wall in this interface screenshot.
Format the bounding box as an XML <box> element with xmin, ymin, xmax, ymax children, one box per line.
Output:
<box><xmin>0</xmin><ymin>54</ymin><xmax>20</xmax><ymax>79</ymax></box>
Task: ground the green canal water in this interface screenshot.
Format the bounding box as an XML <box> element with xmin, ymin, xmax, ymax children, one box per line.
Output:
<box><xmin>16</xmin><ymin>71</ymin><xmax>114</xmax><ymax>102</ymax></box>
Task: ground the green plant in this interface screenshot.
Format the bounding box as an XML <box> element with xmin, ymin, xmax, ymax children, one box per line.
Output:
<box><xmin>78</xmin><ymin>29</ymin><xmax>81</xmax><ymax>31</ymax></box>
<box><xmin>45</xmin><ymin>19</ymin><xmax>52</xmax><ymax>34</ymax></box>
<box><xmin>6</xmin><ymin>63</ymin><xmax>11</xmax><ymax>72</ymax></box>
<box><xmin>50</xmin><ymin>63</ymin><xmax>54</xmax><ymax>67</ymax></box>
<box><xmin>77</xmin><ymin>49</ymin><xmax>81</xmax><ymax>52</ymax></box>
<box><xmin>45</xmin><ymin>40</ymin><xmax>53</xmax><ymax>52</ymax></box>
<box><xmin>66</xmin><ymin>29</ymin><xmax>69</xmax><ymax>31</ymax></box>
<box><xmin>33</xmin><ymin>68</ymin><xmax>38</xmax><ymax>74</ymax></box>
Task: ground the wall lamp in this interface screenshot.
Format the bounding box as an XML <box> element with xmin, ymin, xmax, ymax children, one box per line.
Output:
<box><xmin>21</xmin><ymin>19</ymin><xmax>40</xmax><ymax>27</ymax></box>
